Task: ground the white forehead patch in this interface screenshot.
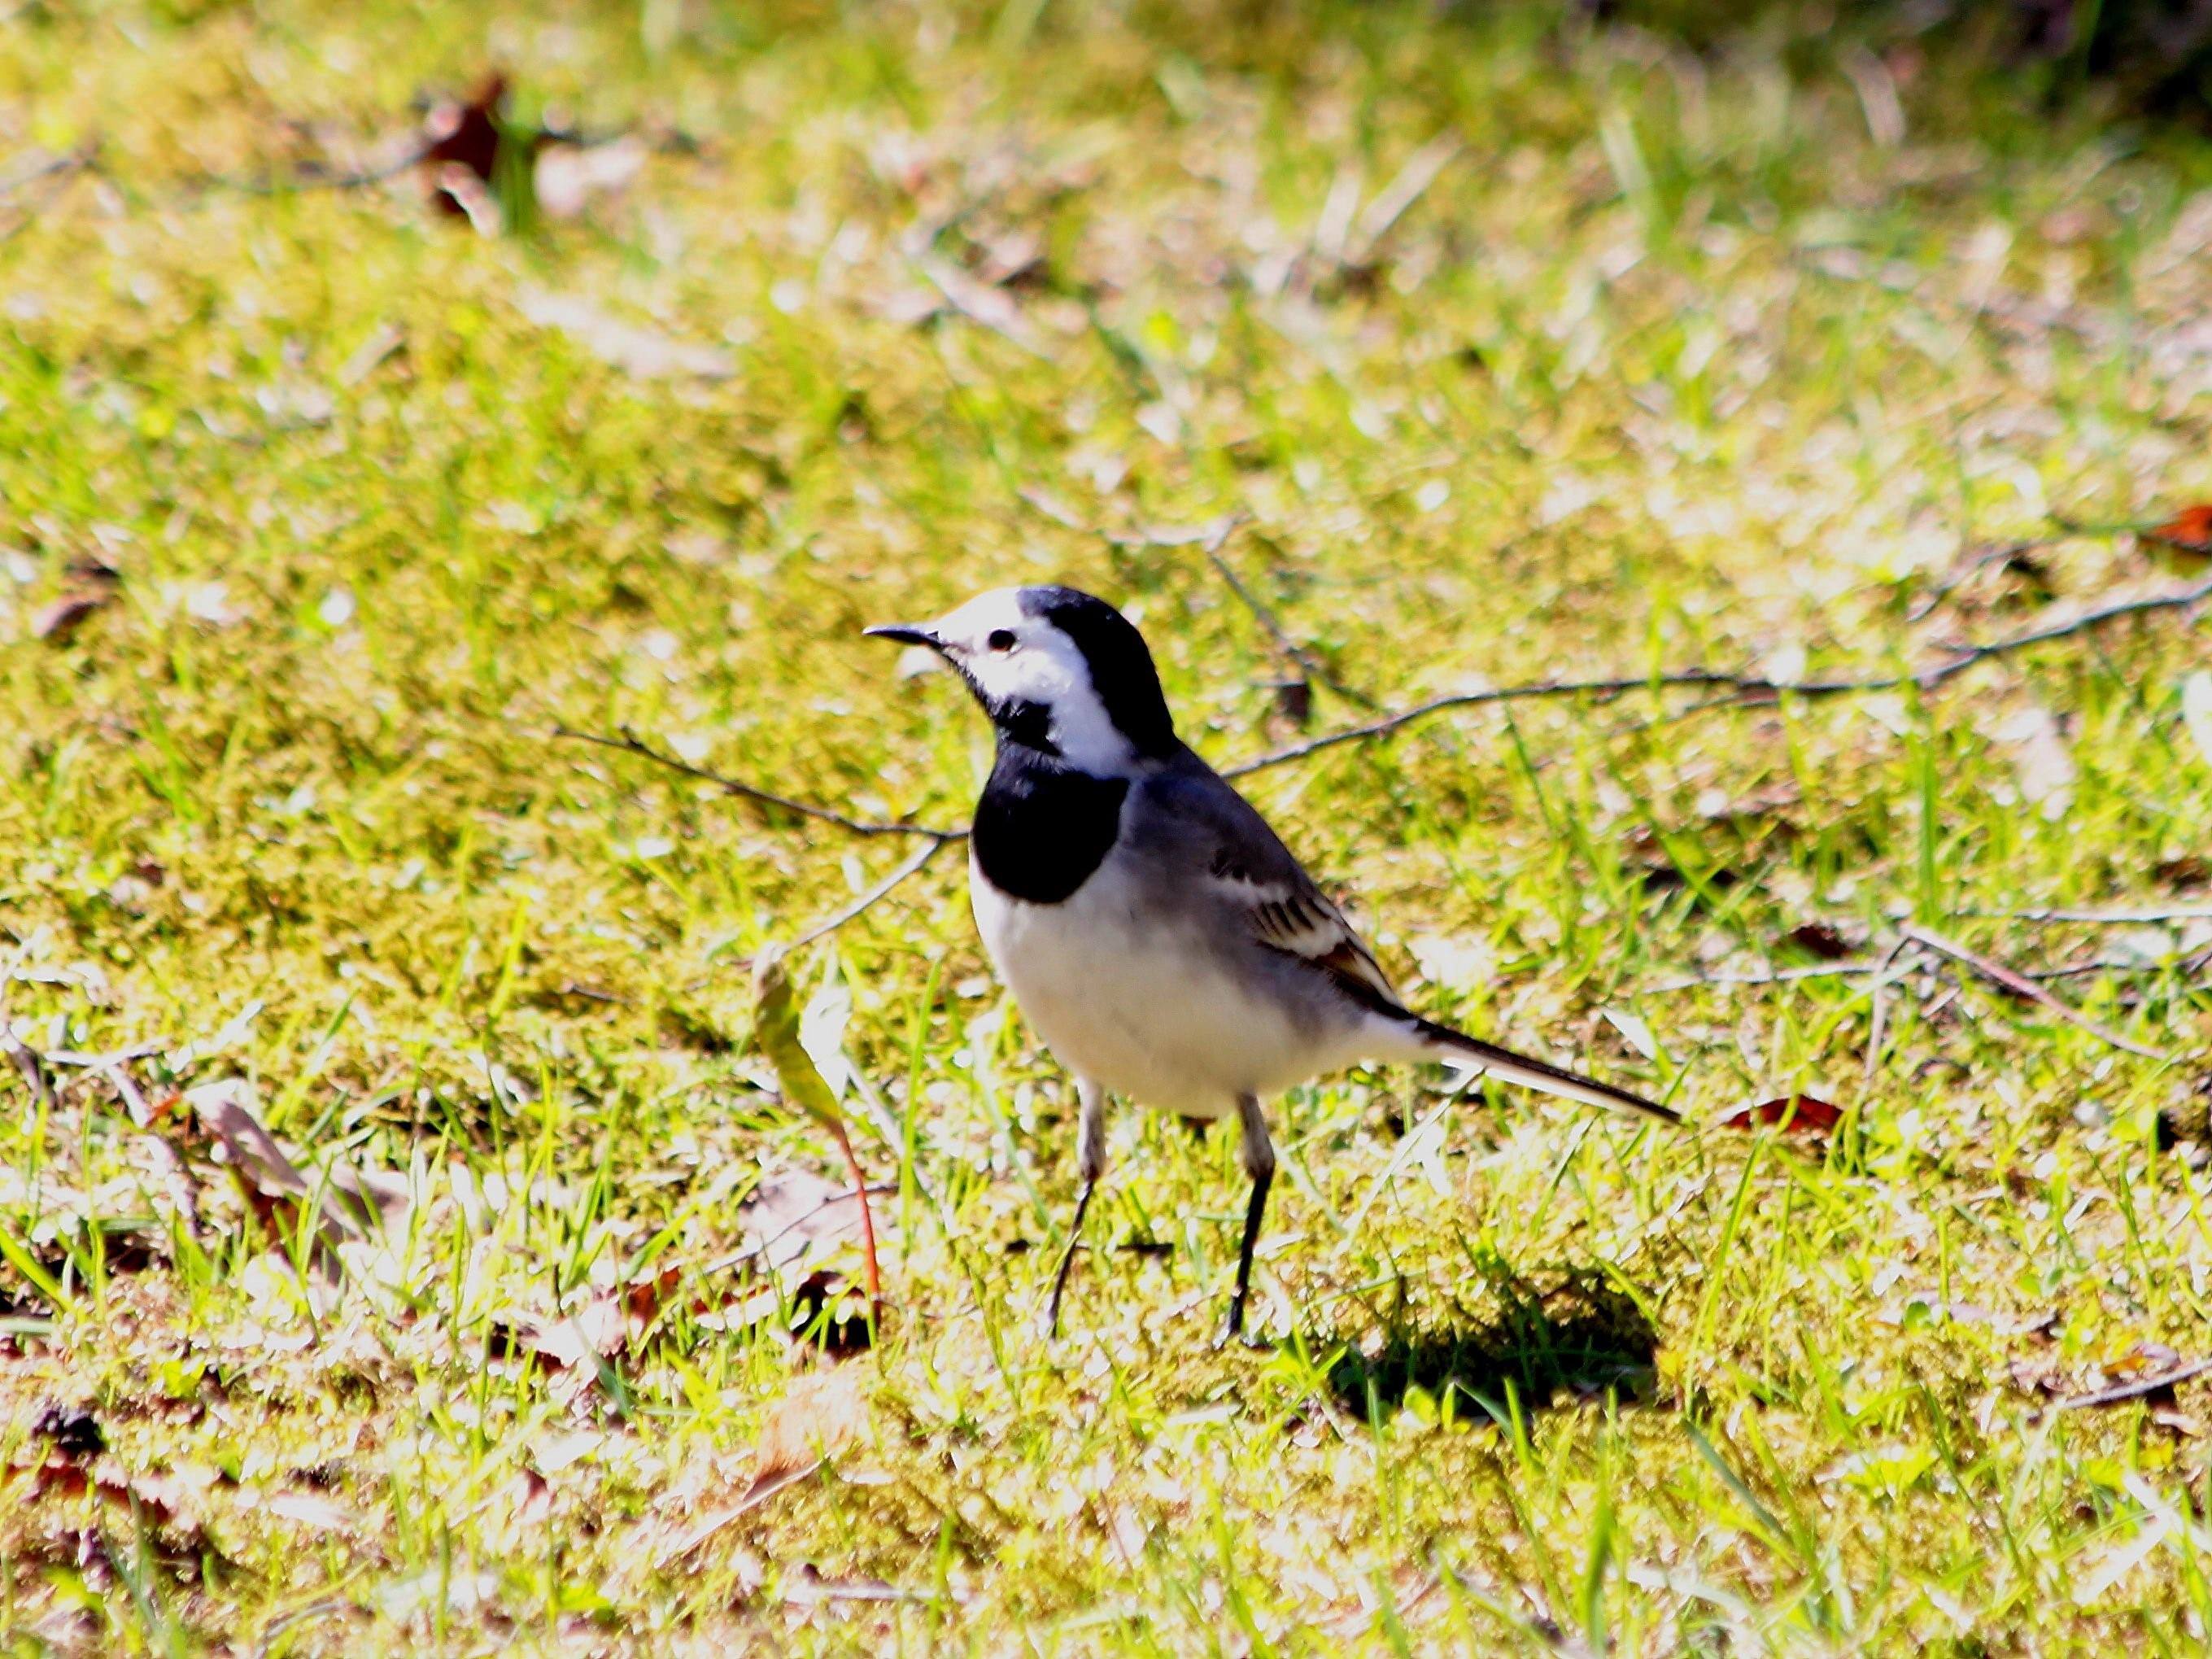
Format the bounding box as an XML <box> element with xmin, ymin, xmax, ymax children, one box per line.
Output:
<box><xmin>929</xmin><ymin>588</ymin><xmax>1134</xmax><ymax>774</ymax></box>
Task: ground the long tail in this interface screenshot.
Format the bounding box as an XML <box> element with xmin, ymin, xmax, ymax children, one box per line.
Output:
<box><xmin>1410</xmin><ymin>1015</ymin><xmax>1680</xmax><ymax>1124</ymax></box>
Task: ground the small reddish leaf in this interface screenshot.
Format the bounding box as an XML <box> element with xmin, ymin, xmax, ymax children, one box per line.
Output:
<box><xmin>2150</xmin><ymin>504</ymin><xmax>2212</xmax><ymax>548</ymax></box>
<box><xmin>1718</xmin><ymin>1094</ymin><xmax>1843</xmax><ymax>1134</ymax></box>
<box><xmin>2146</xmin><ymin>505</ymin><xmax>2212</xmax><ymax>570</ymax></box>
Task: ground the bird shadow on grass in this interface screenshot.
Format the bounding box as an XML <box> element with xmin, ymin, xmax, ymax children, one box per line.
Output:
<box><xmin>1319</xmin><ymin>1263</ymin><xmax>1661</xmax><ymax>1424</ymax></box>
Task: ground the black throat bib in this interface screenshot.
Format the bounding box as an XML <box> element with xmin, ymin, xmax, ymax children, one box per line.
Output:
<box><xmin>971</xmin><ymin>746</ymin><xmax>1128</xmax><ymax>905</ymax></box>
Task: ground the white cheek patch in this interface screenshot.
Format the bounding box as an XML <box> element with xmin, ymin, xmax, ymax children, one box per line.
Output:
<box><xmin>939</xmin><ymin>596</ymin><xmax>1133</xmax><ymax>773</ymax></box>
<box><xmin>1036</xmin><ymin>658</ymin><xmax>1132</xmax><ymax>772</ymax></box>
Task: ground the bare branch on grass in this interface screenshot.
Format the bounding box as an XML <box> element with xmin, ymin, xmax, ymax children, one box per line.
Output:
<box><xmin>787</xmin><ymin>836</ymin><xmax>953</xmax><ymax>950</ymax></box>
<box><xmin>1641</xmin><ymin>951</ymin><xmax>2208</xmax><ymax>996</ymax></box>
<box><xmin>552</xmin><ymin>562</ymin><xmax>2211</xmax><ymax>945</ymax></box>
<box><xmin>553</xmin><ymin>723</ymin><xmax>962</xmax><ymax>841</ymax></box>
<box><xmin>1900</xmin><ymin>922</ymin><xmax>2176</xmax><ymax>1063</ymax></box>
<box><xmin>1228</xmin><ymin>566</ymin><xmax>2212</xmax><ymax>776</ymax></box>
<box><xmin>1970</xmin><ymin>905</ymin><xmax>2212</xmax><ymax>925</ymax></box>
<box><xmin>1197</xmin><ymin>527</ymin><xmax>1379</xmax><ymax>712</ymax></box>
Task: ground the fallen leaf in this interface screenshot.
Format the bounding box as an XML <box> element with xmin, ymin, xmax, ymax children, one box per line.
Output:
<box><xmin>747</xmin><ymin>1368</ymin><xmax>869</xmax><ymax>1495</ymax></box>
<box><xmin>1819</xmin><ymin>1443</ymin><xmax>1937</xmax><ymax>1494</ymax></box>
<box><xmin>174</xmin><ymin>1078</ymin><xmax>410</xmax><ymax>1277</ymax></box>
<box><xmin>1602</xmin><ymin>1007</ymin><xmax>1659</xmax><ymax>1059</ymax></box>
<box><xmin>659</xmin><ymin>1366</ymin><xmax>871</xmax><ymax>1562</ymax></box>
<box><xmin>418</xmin><ymin>72</ymin><xmax>541</xmax><ymax>230</ymax></box>
<box><xmin>503</xmin><ymin>1269</ymin><xmax>663</xmax><ymax>1371</ymax></box>
<box><xmin>8</xmin><ymin>1456</ymin><xmax>189</xmax><ymax>1532</ymax></box>
<box><xmin>31</xmin><ymin>591</ymin><xmax>109</xmax><ymax>642</ymax></box>
<box><xmin>377</xmin><ymin>1566</ymin><xmax>502</xmax><ymax>1625</ymax></box>
<box><xmin>264</xmin><ymin>1490</ymin><xmax>355</xmax><ymax>1534</ymax></box>
<box><xmin>1782</xmin><ymin>921</ymin><xmax>1855</xmax><ymax>959</ymax></box>
<box><xmin>739</xmin><ymin>1166</ymin><xmax>878</xmax><ymax>1274</ymax></box>
<box><xmin>517</xmin><ymin>290</ymin><xmax>735</xmax><ymax>380</ymax></box>
<box><xmin>30</xmin><ymin>1405</ymin><xmax>103</xmax><ymax>1460</ymax></box>
<box><xmin>2146</xmin><ymin>504</ymin><xmax>2212</xmax><ymax>569</ymax></box>
<box><xmin>338</xmin><ymin>323</ymin><xmax>406</xmax><ymax>388</ymax></box>
<box><xmin>754</xmin><ymin>953</ymin><xmax>882</xmax><ymax>1307</ymax></box>
<box><xmin>1882</xmin><ymin>1294</ymin><xmax>2057</xmax><ymax>1338</ymax></box>
<box><xmin>1717</xmin><ymin>1094</ymin><xmax>1843</xmax><ymax>1134</ymax></box>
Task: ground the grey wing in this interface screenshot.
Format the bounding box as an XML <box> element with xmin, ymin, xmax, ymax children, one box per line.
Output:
<box><xmin>1134</xmin><ymin>756</ymin><xmax>1403</xmax><ymax>1015</ymax></box>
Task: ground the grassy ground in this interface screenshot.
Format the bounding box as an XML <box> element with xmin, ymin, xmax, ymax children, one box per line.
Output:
<box><xmin>4</xmin><ymin>0</ymin><xmax>2212</xmax><ymax>1651</ymax></box>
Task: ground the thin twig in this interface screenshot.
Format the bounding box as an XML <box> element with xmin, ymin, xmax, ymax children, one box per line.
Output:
<box><xmin>1905</xmin><ymin>539</ymin><xmax>2052</xmax><ymax>623</ymax></box>
<box><xmin>913</xmin><ymin>253</ymin><xmax>1049</xmax><ymax>357</ymax></box>
<box><xmin>787</xmin><ymin>836</ymin><xmax>950</xmax><ymax>950</ymax></box>
<box><xmin>1637</xmin><ymin>963</ymin><xmax>1885</xmax><ymax>995</ymax></box>
<box><xmin>1900</xmin><ymin>923</ymin><xmax>2175</xmax><ymax>1063</ymax></box>
<box><xmin>1226</xmin><ymin>569</ymin><xmax>2212</xmax><ymax>777</ymax></box>
<box><xmin>41</xmin><ymin>1042</ymin><xmax>168</xmax><ymax>1067</ymax></box>
<box><xmin>0</xmin><ymin>143</ymin><xmax>97</xmax><ymax>202</ymax></box>
<box><xmin>1969</xmin><ymin>906</ymin><xmax>2212</xmax><ymax>925</ymax></box>
<box><xmin>554</xmin><ymin>565</ymin><xmax>2212</xmax><ymax>945</ymax></box>
<box><xmin>0</xmin><ymin>143</ymin><xmax>97</xmax><ymax>244</ymax></box>
<box><xmin>1642</xmin><ymin>954</ymin><xmax>2207</xmax><ymax>996</ymax></box>
<box><xmin>553</xmin><ymin>723</ymin><xmax>962</xmax><ymax>840</ymax></box>
<box><xmin>190</xmin><ymin>147</ymin><xmax>426</xmax><ymax>198</ymax></box>
<box><xmin>1198</xmin><ymin>523</ymin><xmax>1379</xmax><ymax>710</ymax></box>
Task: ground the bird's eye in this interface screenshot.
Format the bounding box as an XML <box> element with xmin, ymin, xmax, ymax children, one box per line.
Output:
<box><xmin>986</xmin><ymin>628</ymin><xmax>1018</xmax><ymax>652</ymax></box>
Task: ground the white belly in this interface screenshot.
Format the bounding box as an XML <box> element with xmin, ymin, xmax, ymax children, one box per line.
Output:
<box><xmin>970</xmin><ymin>852</ymin><xmax>1331</xmax><ymax>1115</ymax></box>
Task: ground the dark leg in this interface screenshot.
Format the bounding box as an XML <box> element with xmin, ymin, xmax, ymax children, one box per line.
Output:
<box><xmin>1219</xmin><ymin>1094</ymin><xmax>1276</xmax><ymax>1346</ymax></box>
<box><xmin>1045</xmin><ymin>1078</ymin><xmax>1108</xmax><ymax>1336</ymax></box>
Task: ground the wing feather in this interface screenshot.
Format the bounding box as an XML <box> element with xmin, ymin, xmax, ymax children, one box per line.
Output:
<box><xmin>1210</xmin><ymin>858</ymin><xmax>1401</xmax><ymax>1013</ymax></box>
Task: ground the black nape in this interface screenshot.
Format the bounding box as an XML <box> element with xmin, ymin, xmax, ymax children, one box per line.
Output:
<box><xmin>1016</xmin><ymin>587</ymin><xmax>1177</xmax><ymax>757</ymax></box>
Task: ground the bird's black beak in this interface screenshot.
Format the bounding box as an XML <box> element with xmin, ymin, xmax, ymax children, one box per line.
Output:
<box><xmin>864</xmin><ymin>622</ymin><xmax>944</xmax><ymax>650</ymax></box>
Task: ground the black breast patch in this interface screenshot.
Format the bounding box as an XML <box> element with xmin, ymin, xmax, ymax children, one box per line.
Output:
<box><xmin>971</xmin><ymin>748</ymin><xmax>1128</xmax><ymax>904</ymax></box>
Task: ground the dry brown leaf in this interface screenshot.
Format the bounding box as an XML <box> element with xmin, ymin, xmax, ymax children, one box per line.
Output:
<box><xmin>535</xmin><ymin>135</ymin><xmax>646</xmax><ymax>220</ymax></box>
<box><xmin>8</xmin><ymin>1456</ymin><xmax>192</xmax><ymax>1535</ymax></box>
<box><xmin>1717</xmin><ymin>1094</ymin><xmax>1843</xmax><ymax>1135</ymax></box>
<box><xmin>418</xmin><ymin>72</ymin><xmax>524</xmax><ymax>220</ymax></box>
<box><xmin>745</xmin><ymin>1367</ymin><xmax>869</xmax><ymax>1495</ymax></box>
<box><xmin>740</xmin><ymin>1167</ymin><xmax>875</xmax><ymax>1271</ymax></box>
<box><xmin>657</xmin><ymin>1367</ymin><xmax>872</xmax><ymax>1565</ymax></box>
<box><xmin>1782</xmin><ymin>921</ymin><xmax>1855</xmax><ymax>960</ymax></box>
<box><xmin>31</xmin><ymin>592</ymin><xmax>110</xmax><ymax>642</ymax></box>
<box><xmin>172</xmin><ymin>1079</ymin><xmax>410</xmax><ymax>1277</ymax></box>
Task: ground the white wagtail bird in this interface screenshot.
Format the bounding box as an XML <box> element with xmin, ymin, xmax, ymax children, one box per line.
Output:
<box><xmin>867</xmin><ymin>586</ymin><xmax>1679</xmax><ymax>1342</ymax></box>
